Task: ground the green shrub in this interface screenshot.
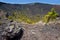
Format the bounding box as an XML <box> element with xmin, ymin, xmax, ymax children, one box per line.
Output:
<box><xmin>0</xmin><ymin>21</ymin><xmax>2</xmax><ymax>25</ymax></box>
<box><xmin>8</xmin><ymin>16</ymin><xmax>13</xmax><ymax>20</ymax></box>
<box><xmin>43</xmin><ymin>8</ymin><xmax>58</xmax><ymax>23</ymax></box>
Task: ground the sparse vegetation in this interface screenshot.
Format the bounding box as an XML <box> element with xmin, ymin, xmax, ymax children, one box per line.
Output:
<box><xmin>0</xmin><ymin>21</ymin><xmax>2</xmax><ymax>25</ymax></box>
<box><xmin>7</xmin><ymin>11</ymin><xmax>41</xmax><ymax>24</ymax></box>
<box><xmin>7</xmin><ymin>8</ymin><xmax>59</xmax><ymax>24</ymax></box>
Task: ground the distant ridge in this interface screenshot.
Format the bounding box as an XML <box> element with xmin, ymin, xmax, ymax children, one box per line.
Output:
<box><xmin>0</xmin><ymin>2</ymin><xmax>60</xmax><ymax>16</ymax></box>
<box><xmin>0</xmin><ymin>2</ymin><xmax>7</xmax><ymax>4</ymax></box>
<box><xmin>0</xmin><ymin>2</ymin><xmax>56</xmax><ymax>5</ymax></box>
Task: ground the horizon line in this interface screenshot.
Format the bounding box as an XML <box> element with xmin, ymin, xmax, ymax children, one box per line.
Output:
<box><xmin>0</xmin><ymin>1</ymin><xmax>60</xmax><ymax>5</ymax></box>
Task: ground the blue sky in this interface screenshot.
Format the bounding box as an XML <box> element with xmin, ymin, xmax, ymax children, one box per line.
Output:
<box><xmin>0</xmin><ymin>0</ymin><xmax>60</xmax><ymax>5</ymax></box>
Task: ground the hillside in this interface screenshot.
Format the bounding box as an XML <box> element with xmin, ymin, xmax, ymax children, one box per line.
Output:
<box><xmin>0</xmin><ymin>2</ymin><xmax>60</xmax><ymax>24</ymax></box>
<box><xmin>0</xmin><ymin>2</ymin><xmax>60</xmax><ymax>40</ymax></box>
<box><xmin>0</xmin><ymin>2</ymin><xmax>60</xmax><ymax>15</ymax></box>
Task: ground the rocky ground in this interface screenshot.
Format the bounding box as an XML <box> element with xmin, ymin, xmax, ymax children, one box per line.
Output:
<box><xmin>0</xmin><ymin>19</ymin><xmax>60</xmax><ymax>40</ymax></box>
<box><xmin>21</xmin><ymin>22</ymin><xmax>60</xmax><ymax>40</ymax></box>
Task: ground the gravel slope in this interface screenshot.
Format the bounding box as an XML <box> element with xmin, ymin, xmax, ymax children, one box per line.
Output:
<box><xmin>0</xmin><ymin>20</ymin><xmax>60</xmax><ymax>40</ymax></box>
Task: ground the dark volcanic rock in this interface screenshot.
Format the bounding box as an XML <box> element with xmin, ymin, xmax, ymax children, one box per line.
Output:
<box><xmin>1</xmin><ymin>22</ymin><xmax>24</xmax><ymax>40</ymax></box>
